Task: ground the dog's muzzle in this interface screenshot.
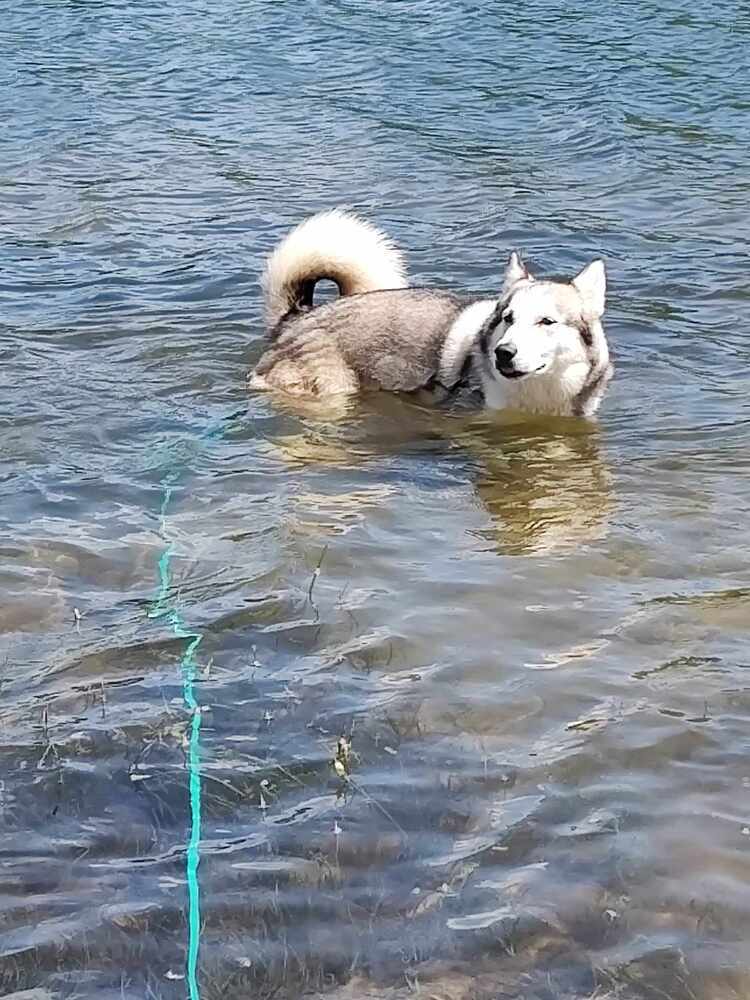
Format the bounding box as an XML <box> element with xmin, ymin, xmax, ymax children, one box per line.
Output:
<box><xmin>494</xmin><ymin>343</ymin><xmax>524</xmax><ymax>379</ymax></box>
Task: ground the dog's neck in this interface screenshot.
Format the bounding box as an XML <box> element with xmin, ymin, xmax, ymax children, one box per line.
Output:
<box><xmin>476</xmin><ymin>356</ymin><xmax>590</xmax><ymax>416</ymax></box>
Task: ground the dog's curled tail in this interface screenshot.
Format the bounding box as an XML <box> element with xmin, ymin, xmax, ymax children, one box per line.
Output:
<box><xmin>262</xmin><ymin>209</ymin><xmax>408</xmax><ymax>328</ymax></box>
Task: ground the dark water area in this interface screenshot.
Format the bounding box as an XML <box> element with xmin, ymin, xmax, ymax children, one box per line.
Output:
<box><xmin>2</xmin><ymin>2</ymin><xmax>750</xmax><ymax>998</ymax></box>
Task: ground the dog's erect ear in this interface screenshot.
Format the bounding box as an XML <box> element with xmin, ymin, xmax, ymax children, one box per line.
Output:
<box><xmin>502</xmin><ymin>251</ymin><xmax>531</xmax><ymax>295</ymax></box>
<box><xmin>572</xmin><ymin>259</ymin><xmax>606</xmax><ymax>318</ymax></box>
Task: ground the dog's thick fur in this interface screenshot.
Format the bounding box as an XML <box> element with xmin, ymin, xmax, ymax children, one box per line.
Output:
<box><xmin>250</xmin><ymin>210</ymin><xmax>613</xmax><ymax>417</ymax></box>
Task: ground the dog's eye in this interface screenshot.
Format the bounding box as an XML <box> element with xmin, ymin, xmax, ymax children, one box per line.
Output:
<box><xmin>539</xmin><ymin>317</ymin><xmax>555</xmax><ymax>326</ymax></box>
<box><xmin>502</xmin><ymin>311</ymin><xmax>514</xmax><ymax>325</ymax></box>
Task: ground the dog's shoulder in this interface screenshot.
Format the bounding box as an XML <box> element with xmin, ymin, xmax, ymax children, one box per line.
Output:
<box><xmin>438</xmin><ymin>298</ymin><xmax>498</xmax><ymax>388</ymax></box>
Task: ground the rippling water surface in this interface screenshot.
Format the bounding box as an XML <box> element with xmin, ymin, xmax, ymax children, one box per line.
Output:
<box><xmin>3</xmin><ymin>2</ymin><xmax>750</xmax><ymax>998</ymax></box>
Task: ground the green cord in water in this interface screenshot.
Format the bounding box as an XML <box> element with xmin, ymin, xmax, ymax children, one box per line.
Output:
<box><xmin>149</xmin><ymin>476</ymin><xmax>204</xmax><ymax>1000</ymax></box>
<box><xmin>147</xmin><ymin>409</ymin><xmax>243</xmax><ymax>997</ymax></box>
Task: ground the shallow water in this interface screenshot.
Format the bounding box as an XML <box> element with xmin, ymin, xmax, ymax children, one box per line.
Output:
<box><xmin>3</xmin><ymin>2</ymin><xmax>750</xmax><ymax>998</ymax></box>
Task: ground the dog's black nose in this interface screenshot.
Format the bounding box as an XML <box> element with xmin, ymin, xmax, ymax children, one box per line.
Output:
<box><xmin>495</xmin><ymin>344</ymin><xmax>518</xmax><ymax>368</ymax></box>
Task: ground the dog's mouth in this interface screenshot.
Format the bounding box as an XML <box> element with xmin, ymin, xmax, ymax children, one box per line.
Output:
<box><xmin>497</xmin><ymin>363</ymin><xmax>547</xmax><ymax>380</ymax></box>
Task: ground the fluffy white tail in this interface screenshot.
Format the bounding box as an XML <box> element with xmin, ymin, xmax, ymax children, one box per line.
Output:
<box><xmin>262</xmin><ymin>209</ymin><xmax>408</xmax><ymax>328</ymax></box>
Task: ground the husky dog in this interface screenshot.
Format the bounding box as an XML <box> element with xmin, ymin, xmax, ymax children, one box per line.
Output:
<box><xmin>250</xmin><ymin>210</ymin><xmax>612</xmax><ymax>417</ymax></box>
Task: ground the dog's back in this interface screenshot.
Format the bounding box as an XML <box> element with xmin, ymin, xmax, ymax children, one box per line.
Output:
<box><xmin>252</xmin><ymin>211</ymin><xmax>468</xmax><ymax>397</ymax></box>
<box><xmin>255</xmin><ymin>287</ymin><xmax>468</xmax><ymax>395</ymax></box>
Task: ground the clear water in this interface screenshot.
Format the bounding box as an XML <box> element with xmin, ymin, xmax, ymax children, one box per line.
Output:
<box><xmin>2</xmin><ymin>2</ymin><xmax>750</xmax><ymax>998</ymax></box>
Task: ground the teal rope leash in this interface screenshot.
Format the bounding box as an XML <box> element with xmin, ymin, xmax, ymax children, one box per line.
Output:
<box><xmin>149</xmin><ymin>475</ymin><xmax>203</xmax><ymax>1000</ymax></box>
<box><xmin>149</xmin><ymin>474</ymin><xmax>203</xmax><ymax>1000</ymax></box>
<box><xmin>147</xmin><ymin>408</ymin><xmax>244</xmax><ymax>999</ymax></box>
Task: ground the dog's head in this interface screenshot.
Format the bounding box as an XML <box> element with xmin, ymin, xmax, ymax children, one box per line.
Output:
<box><xmin>481</xmin><ymin>253</ymin><xmax>609</xmax><ymax>409</ymax></box>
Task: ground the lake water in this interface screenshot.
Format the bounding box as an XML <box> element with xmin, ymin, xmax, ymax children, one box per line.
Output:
<box><xmin>3</xmin><ymin>2</ymin><xmax>750</xmax><ymax>998</ymax></box>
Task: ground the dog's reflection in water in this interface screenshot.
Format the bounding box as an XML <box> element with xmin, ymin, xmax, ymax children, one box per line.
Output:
<box><xmin>456</xmin><ymin>417</ymin><xmax>612</xmax><ymax>555</ymax></box>
<box><xmin>261</xmin><ymin>394</ymin><xmax>612</xmax><ymax>556</ymax></box>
